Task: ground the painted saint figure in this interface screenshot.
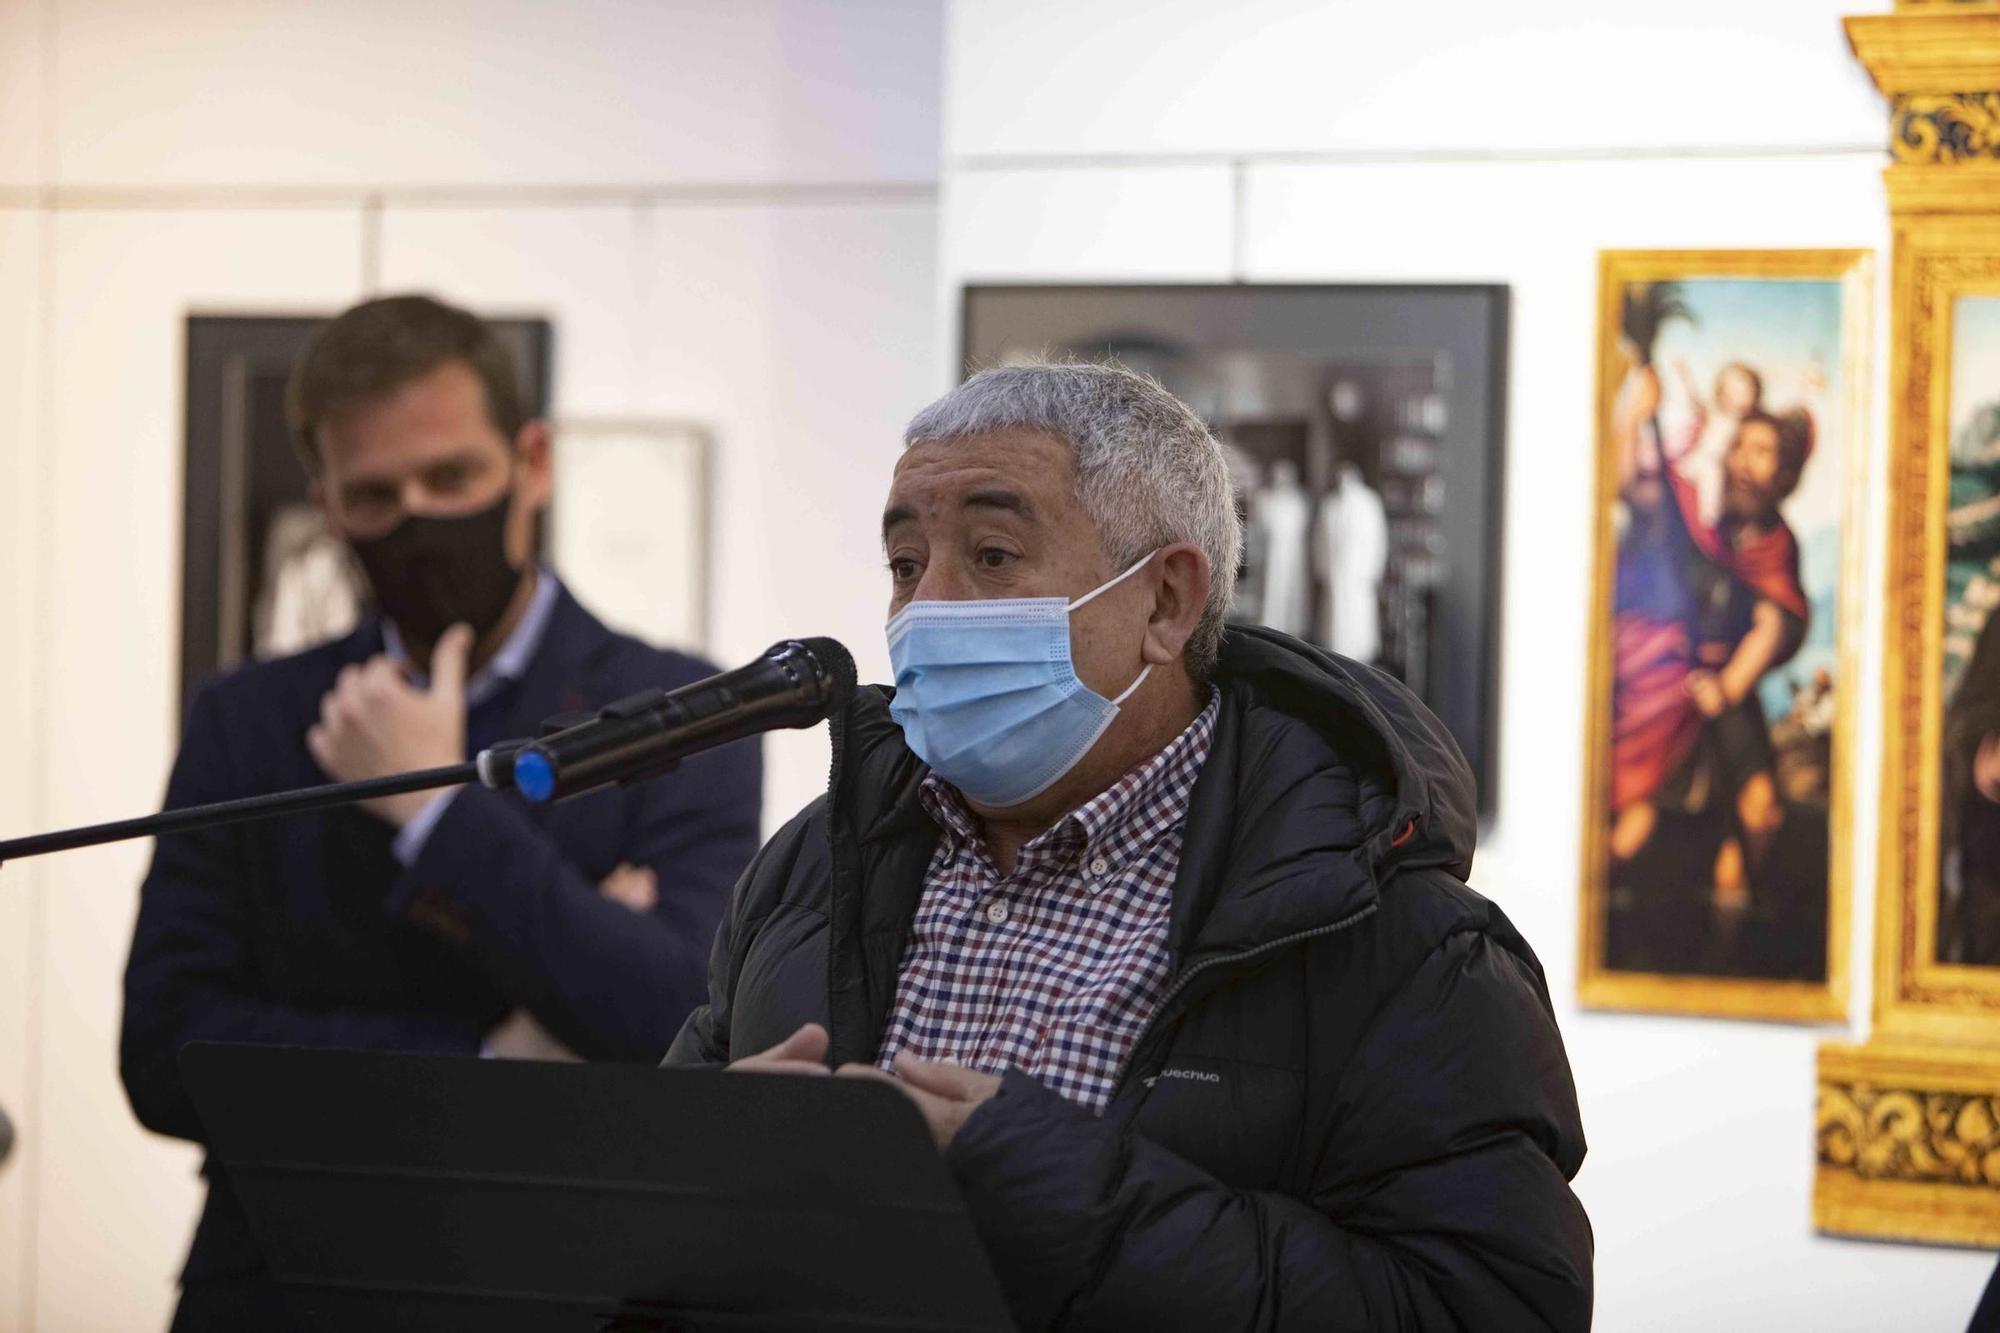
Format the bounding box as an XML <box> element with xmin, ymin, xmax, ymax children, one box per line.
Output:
<box><xmin>1944</xmin><ymin>606</ymin><xmax>2000</xmax><ymax>965</ymax></box>
<box><xmin>1943</xmin><ymin>391</ymin><xmax>2000</xmax><ymax>965</ymax></box>
<box><xmin>1607</xmin><ymin>283</ymin><xmax>1816</xmax><ymax>946</ymax></box>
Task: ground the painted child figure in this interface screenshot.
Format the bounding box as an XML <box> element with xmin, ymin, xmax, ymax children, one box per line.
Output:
<box><xmin>1668</xmin><ymin>359</ymin><xmax>1764</xmax><ymax>526</ymax></box>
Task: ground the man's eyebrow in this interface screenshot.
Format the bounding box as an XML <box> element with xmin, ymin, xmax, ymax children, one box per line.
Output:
<box><xmin>962</xmin><ymin>489</ymin><xmax>1034</xmax><ymax>520</ymax></box>
<box><xmin>881</xmin><ymin>503</ymin><xmax>917</xmax><ymax>540</ymax></box>
<box><xmin>881</xmin><ymin>489</ymin><xmax>1036</xmax><ymax>541</ymax></box>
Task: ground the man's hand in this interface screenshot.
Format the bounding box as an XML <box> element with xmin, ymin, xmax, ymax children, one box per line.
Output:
<box><xmin>728</xmin><ymin>1023</ymin><xmax>832</xmax><ymax>1077</ymax></box>
<box><xmin>485</xmin><ymin>1008</ymin><xmax>579</xmax><ymax>1062</ymax></box>
<box><xmin>837</xmin><ymin>1053</ymin><xmax>1002</xmax><ymax>1152</ymax></box>
<box><xmin>1627</xmin><ymin>364</ymin><xmax>1662</xmax><ymax>422</ymax></box>
<box><xmin>307</xmin><ymin>623</ymin><xmax>473</xmax><ymax>826</ymax></box>
<box><xmin>599</xmin><ymin>862</ymin><xmax>660</xmax><ymax>912</ymax></box>
<box><xmin>1686</xmin><ymin>669</ymin><xmax>1728</xmax><ymax>719</ymax></box>
<box><xmin>1976</xmin><ymin>732</ymin><xmax>2000</xmax><ymax>805</ymax></box>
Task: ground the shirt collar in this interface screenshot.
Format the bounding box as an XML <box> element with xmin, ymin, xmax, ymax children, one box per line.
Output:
<box><xmin>381</xmin><ymin>565</ymin><xmax>562</xmax><ymax>708</ymax></box>
<box><xmin>919</xmin><ymin>687</ymin><xmax>1221</xmax><ymax>874</ymax></box>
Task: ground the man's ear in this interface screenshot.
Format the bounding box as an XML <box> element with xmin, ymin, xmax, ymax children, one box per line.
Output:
<box><xmin>1141</xmin><ymin>543</ymin><xmax>1211</xmax><ymax>667</ymax></box>
<box><xmin>514</xmin><ymin>419</ymin><xmax>554</xmax><ymax>514</ymax></box>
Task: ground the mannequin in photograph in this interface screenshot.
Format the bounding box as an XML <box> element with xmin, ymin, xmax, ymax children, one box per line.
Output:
<box><xmin>254</xmin><ymin>503</ymin><xmax>363</xmax><ymax>657</ymax></box>
<box><xmin>1317</xmin><ymin>462</ymin><xmax>1388</xmax><ymax>662</ymax></box>
<box><xmin>1249</xmin><ymin>458</ymin><xmax>1312</xmax><ymax>637</ymax></box>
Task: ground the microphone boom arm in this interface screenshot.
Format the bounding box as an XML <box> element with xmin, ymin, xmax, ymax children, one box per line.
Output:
<box><xmin>0</xmin><ymin>760</ymin><xmax>484</xmax><ymax>868</ymax></box>
<box><xmin>0</xmin><ymin>637</ymin><xmax>856</xmax><ymax>869</ymax></box>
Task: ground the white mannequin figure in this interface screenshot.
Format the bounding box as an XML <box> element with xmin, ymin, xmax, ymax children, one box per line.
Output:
<box><xmin>255</xmin><ymin>504</ymin><xmax>362</xmax><ymax>657</ymax></box>
<box><xmin>1319</xmin><ymin>463</ymin><xmax>1389</xmax><ymax>662</ymax></box>
<box><xmin>1250</xmin><ymin>459</ymin><xmax>1313</xmax><ymax>638</ymax></box>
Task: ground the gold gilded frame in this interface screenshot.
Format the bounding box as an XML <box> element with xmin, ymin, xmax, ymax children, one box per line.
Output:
<box><xmin>1817</xmin><ymin>1041</ymin><xmax>2000</xmax><ymax>1247</ymax></box>
<box><xmin>1579</xmin><ymin>249</ymin><xmax>1872</xmax><ymax>1024</ymax></box>
<box><xmin>1871</xmin><ymin>215</ymin><xmax>2000</xmax><ymax>1045</ymax></box>
<box><xmin>1816</xmin><ymin>0</ymin><xmax>2000</xmax><ymax>1249</ymax></box>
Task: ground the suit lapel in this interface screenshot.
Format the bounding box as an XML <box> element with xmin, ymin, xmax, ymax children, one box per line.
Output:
<box><xmin>499</xmin><ymin>583</ymin><xmax>614</xmax><ymax>744</ymax></box>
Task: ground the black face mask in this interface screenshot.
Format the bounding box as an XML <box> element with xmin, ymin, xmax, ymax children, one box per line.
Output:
<box><xmin>348</xmin><ymin>491</ymin><xmax>523</xmax><ymax>653</ymax></box>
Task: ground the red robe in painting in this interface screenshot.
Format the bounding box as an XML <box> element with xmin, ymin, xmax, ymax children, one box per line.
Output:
<box><xmin>1611</xmin><ymin>470</ymin><xmax>1807</xmax><ymax>811</ymax></box>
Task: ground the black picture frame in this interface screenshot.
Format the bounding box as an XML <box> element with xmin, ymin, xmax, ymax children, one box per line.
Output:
<box><xmin>180</xmin><ymin>313</ymin><xmax>553</xmax><ymax>722</ymax></box>
<box><xmin>960</xmin><ymin>283</ymin><xmax>1509</xmax><ymax>815</ymax></box>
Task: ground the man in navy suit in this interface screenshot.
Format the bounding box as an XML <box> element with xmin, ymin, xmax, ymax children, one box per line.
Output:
<box><xmin>120</xmin><ymin>294</ymin><xmax>763</xmax><ymax>1331</ymax></box>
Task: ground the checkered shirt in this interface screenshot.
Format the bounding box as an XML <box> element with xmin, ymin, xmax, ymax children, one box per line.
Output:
<box><xmin>875</xmin><ymin>691</ymin><xmax>1220</xmax><ymax>1114</ymax></box>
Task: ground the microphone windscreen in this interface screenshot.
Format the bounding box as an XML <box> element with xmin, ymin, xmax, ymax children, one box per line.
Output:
<box><xmin>799</xmin><ymin>637</ymin><xmax>858</xmax><ymax>707</ymax></box>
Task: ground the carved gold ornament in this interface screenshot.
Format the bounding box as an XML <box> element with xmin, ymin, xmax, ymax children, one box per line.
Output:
<box><xmin>1894</xmin><ymin>94</ymin><xmax>2000</xmax><ymax>165</ymax></box>
<box><xmin>1819</xmin><ymin>1080</ymin><xmax>2000</xmax><ymax>1186</ymax></box>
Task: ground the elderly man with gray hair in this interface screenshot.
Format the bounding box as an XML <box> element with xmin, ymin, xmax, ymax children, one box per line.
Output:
<box><xmin>665</xmin><ymin>363</ymin><xmax>1591</xmax><ymax>1331</ymax></box>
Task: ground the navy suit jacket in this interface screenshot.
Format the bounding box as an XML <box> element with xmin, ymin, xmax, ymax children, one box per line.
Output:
<box><xmin>121</xmin><ymin>585</ymin><xmax>762</xmax><ymax>1284</ymax></box>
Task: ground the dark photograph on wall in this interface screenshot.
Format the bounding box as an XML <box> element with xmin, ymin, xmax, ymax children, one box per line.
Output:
<box><xmin>180</xmin><ymin>314</ymin><xmax>552</xmax><ymax>720</ymax></box>
<box><xmin>961</xmin><ymin>284</ymin><xmax>1509</xmax><ymax>814</ymax></box>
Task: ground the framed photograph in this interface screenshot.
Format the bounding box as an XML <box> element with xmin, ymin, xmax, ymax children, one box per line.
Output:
<box><xmin>1579</xmin><ymin>250</ymin><xmax>1872</xmax><ymax>1022</ymax></box>
<box><xmin>960</xmin><ymin>284</ymin><xmax>1510</xmax><ymax>814</ymax></box>
<box><xmin>547</xmin><ymin>419</ymin><xmax>710</xmax><ymax>654</ymax></box>
<box><xmin>180</xmin><ymin>313</ymin><xmax>553</xmax><ymax>719</ymax></box>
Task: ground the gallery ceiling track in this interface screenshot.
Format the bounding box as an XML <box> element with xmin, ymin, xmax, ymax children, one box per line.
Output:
<box><xmin>950</xmin><ymin>143</ymin><xmax>1890</xmax><ymax>174</ymax></box>
<box><xmin>0</xmin><ymin>181</ymin><xmax>940</xmax><ymax>212</ymax></box>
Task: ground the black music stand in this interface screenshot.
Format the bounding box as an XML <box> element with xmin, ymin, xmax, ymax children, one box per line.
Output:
<box><xmin>178</xmin><ymin>1043</ymin><xmax>1016</xmax><ymax>1333</ymax></box>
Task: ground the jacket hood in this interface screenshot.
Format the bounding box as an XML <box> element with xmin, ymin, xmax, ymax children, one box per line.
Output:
<box><xmin>1212</xmin><ymin>624</ymin><xmax>1477</xmax><ymax>879</ymax></box>
<box><xmin>828</xmin><ymin>624</ymin><xmax>1478</xmax><ymax>961</ymax></box>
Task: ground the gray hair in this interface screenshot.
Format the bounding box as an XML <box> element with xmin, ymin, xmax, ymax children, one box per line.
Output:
<box><xmin>904</xmin><ymin>361</ymin><xmax>1242</xmax><ymax>679</ymax></box>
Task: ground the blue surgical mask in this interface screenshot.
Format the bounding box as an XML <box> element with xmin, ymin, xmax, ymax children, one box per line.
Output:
<box><xmin>886</xmin><ymin>551</ymin><xmax>1157</xmax><ymax>807</ymax></box>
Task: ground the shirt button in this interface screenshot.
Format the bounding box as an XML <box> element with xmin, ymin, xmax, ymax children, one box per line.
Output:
<box><xmin>1088</xmin><ymin>856</ymin><xmax>1110</xmax><ymax>878</ymax></box>
<box><xmin>986</xmin><ymin>900</ymin><xmax>1010</xmax><ymax>926</ymax></box>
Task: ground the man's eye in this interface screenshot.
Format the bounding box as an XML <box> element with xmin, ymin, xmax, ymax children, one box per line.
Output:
<box><xmin>888</xmin><ymin>558</ymin><xmax>920</xmax><ymax>581</ymax></box>
<box><xmin>977</xmin><ymin>548</ymin><xmax>1013</xmax><ymax>569</ymax></box>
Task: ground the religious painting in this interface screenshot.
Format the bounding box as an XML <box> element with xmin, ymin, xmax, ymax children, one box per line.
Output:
<box><xmin>1869</xmin><ymin>237</ymin><xmax>2000</xmax><ymax>1039</ymax></box>
<box><xmin>1814</xmin><ymin>216</ymin><xmax>2000</xmax><ymax>1249</ymax></box>
<box><xmin>1939</xmin><ymin>293</ymin><xmax>2000</xmax><ymax>970</ymax></box>
<box><xmin>1580</xmin><ymin>250</ymin><xmax>1871</xmax><ymax>1022</ymax></box>
<box><xmin>1811</xmin><ymin>6</ymin><xmax>2000</xmax><ymax>1252</ymax></box>
<box><xmin>960</xmin><ymin>284</ymin><xmax>1508</xmax><ymax>814</ymax></box>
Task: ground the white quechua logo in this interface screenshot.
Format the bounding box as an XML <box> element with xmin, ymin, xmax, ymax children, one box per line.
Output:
<box><xmin>1145</xmin><ymin>1068</ymin><xmax>1223</xmax><ymax>1088</ymax></box>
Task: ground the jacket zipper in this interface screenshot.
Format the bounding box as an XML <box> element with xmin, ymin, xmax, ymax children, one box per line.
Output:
<box><xmin>1110</xmin><ymin>901</ymin><xmax>1381</xmax><ymax>1100</ymax></box>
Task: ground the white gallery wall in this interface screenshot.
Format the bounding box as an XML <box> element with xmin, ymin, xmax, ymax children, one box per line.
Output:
<box><xmin>938</xmin><ymin>0</ymin><xmax>1986</xmax><ymax>1327</ymax></box>
<box><xmin>0</xmin><ymin>2</ymin><xmax>942</xmax><ymax>1328</ymax></box>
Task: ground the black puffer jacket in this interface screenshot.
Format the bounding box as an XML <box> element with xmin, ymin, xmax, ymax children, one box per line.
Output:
<box><xmin>665</xmin><ymin>627</ymin><xmax>1592</xmax><ymax>1331</ymax></box>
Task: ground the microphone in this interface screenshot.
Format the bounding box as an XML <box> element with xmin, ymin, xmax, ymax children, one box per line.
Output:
<box><xmin>511</xmin><ymin>637</ymin><xmax>857</xmax><ymax>803</ymax></box>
